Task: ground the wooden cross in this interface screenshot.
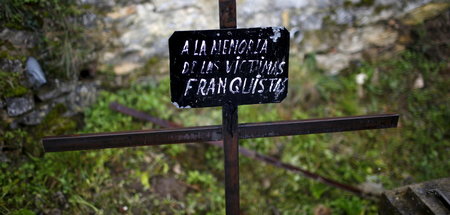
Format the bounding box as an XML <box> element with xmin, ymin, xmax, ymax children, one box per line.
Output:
<box><xmin>42</xmin><ymin>1</ymin><xmax>399</xmax><ymax>214</ymax></box>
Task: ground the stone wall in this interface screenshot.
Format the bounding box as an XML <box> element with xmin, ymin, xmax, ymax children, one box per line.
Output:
<box><xmin>0</xmin><ymin>56</ymin><xmax>98</xmax><ymax>128</ymax></box>
<box><xmin>0</xmin><ymin>31</ymin><xmax>98</xmax><ymax>132</ymax></box>
<box><xmin>1</xmin><ymin>0</ymin><xmax>449</xmax><ymax>131</ymax></box>
<box><xmin>95</xmin><ymin>0</ymin><xmax>449</xmax><ymax>75</ymax></box>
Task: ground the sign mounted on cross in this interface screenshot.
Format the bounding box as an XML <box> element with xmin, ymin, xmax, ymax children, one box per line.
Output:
<box><xmin>169</xmin><ymin>27</ymin><xmax>290</xmax><ymax>108</ymax></box>
<box><xmin>42</xmin><ymin>1</ymin><xmax>399</xmax><ymax>215</ymax></box>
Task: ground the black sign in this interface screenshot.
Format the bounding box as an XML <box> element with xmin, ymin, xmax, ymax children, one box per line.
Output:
<box><xmin>169</xmin><ymin>27</ymin><xmax>290</xmax><ymax>108</ymax></box>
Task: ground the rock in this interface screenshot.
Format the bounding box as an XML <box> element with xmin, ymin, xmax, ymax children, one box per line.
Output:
<box><xmin>6</xmin><ymin>96</ymin><xmax>34</xmax><ymax>117</ymax></box>
<box><xmin>0</xmin><ymin>59</ymin><xmax>23</xmax><ymax>73</ymax></box>
<box><xmin>63</xmin><ymin>82</ymin><xmax>98</xmax><ymax>115</ymax></box>
<box><xmin>113</xmin><ymin>62</ymin><xmax>142</xmax><ymax>75</ymax></box>
<box><xmin>301</xmin><ymin>30</ymin><xmax>335</xmax><ymax>53</ymax></box>
<box><xmin>97</xmin><ymin>0</ymin><xmax>438</xmax><ymax>72</ymax></box>
<box><xmin>101</xmin><ymin>0</ymin><xmax>217</xmax><ymax>68</ymax></box>
<box><xmin>401</xmin><ymin>3</ymin><xmax>450</xmax><ymax>25</ymax></box>
<box><xmin>359</xmin><ymin>181</ymin><xmax>384</xmax><ymax>195</ymax></box>
<box><xmin>25</xmin><ymin>57</ymin><xmax>47</xmax><ymax>89</ymax></box>
<box><xmin>358</xmin><ymin>175</ymin><xmax>385</xmax><ymax>195</ymax></box>
<box><xmin>19</xmin><ymin>104</ymin><xmax>51</xmax><ymax>126</ymax></box>
<box><xmin>274</xmin><ymin>0</ymin><xmax>310</xmax><ymax>9</ymax></box>
<box><xmin>316</xmin><ymin>53</ymin><xmax>354</xmax><ymax>75</ymax></box>
<box><xmin>0</xmin><ymin>100</ymin><xmax>5</xmax><ymax>109</ymax></box>
<box><xmin>77</xmin><ymin>0</ymin><xmax>115</xmax><ymax>9</ymax></box>
<box><xmin>152</xmin><ymin>0</ymin><xmax>198</xmax><ymax>12</ymax></box>
<box><xmin>338</xmin><ymin>28</ymin><xmax>365</xmax><ymax>54</ymax></box>
<box><xmin>362</xmin><ymin>25</ymin><xmax>398</xmax><ymax>47</ymax></box>
<box><xmin>81</xmin><ymin>12</ymin><xmax>98</xmax><ymax>27</ymax></box>
<box><xmin>37</xmin><ymin>81</ymin><xmax>74</xmax><ymax>101</ymax></box>
<box><xmin>301</xmin><ymin>13</ymin><xmax>325</xmax><ymax>30</ymax></box>
<box><xmin>0</xmin><ymin>29</ymin><xmax>38</xmax><ymax>49</ymax></box>
<box><xmin>106</xmin><ymin>5</ymin><xmax>137</xmax><ymax>20</ymax></box>
<box><xmin>333</xmin><ymin>8</ymin><xmax>354</xmax><ymax>25</ymax></box>
<box><xmin>413</xmin><ymin>74</ymin><xmax>424</xmax><ymax>89</ymax></box>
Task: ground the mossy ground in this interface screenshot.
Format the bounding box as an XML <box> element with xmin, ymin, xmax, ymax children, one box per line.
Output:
<box><xmin>1</xmin><ymin>48</ymin><xmax>448</xmax><ymax>214</ymax></box>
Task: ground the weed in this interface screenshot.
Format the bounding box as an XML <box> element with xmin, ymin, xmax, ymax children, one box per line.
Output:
<box><xmin>0</xmin><ymin>71</ymin><xmax>29</xmax><ymax>99</ymax></box>
<box><xmin>1</xmin><ymin>48</ymin><xmax>448</xmax><ymax>214</ymax></box>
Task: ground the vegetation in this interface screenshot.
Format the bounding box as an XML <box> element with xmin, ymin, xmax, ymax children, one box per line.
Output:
<box><xmin>0</xmin><ymin>0</ymin><xmax>100</xmax><ymax>79</ymax></box>
<box><xmin>1</xmin><ymin>47</ymin><xmax>448</xmax><ymax>214</ymax></box>
<box><xmin>0</xmin><ymin>71</ymin><xmax>28</xmax><ymax>99</ymax></box>
<box><xmin>1</xmin><ymin>2</ymin><xmax>448</xmax><ymax>214</ymax></box>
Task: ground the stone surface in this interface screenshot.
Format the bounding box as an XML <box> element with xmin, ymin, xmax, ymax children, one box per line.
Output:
<box><xmin>64</xmin><ymin>81</ymin><xmax>98</xmax><ymax>115</ymax></box>
<box><xmin>401</xmin><ymin>2</ymin><xmax>450</xmax><ymax>25</ymax></box>
<box><xmin>1</xmin><ymin>0</ymin><xmax>446</xmax><ymax>130</ymax></box>
<box><xmin>358</xmin><ymin>181</ymin><xmax>384</xmax><ymax>195</ymax></box>
<box><xmin>362</xmin><ymin>25</ymin><xmax>398</xmax><ymax>47</ymax></box>
<box><xmin>95</xmin><ymin>0</ymin><xmax>442</xmax><ymax>75</ymax></box>
<box><xmin>113</xmin><ymin>62</ymin><xmax>142</xmax><ymax>75</ymax></box>
<box><xmin>25</xmin><ymin>57</ymin><xmax>47</xmax><ymax>89</ymax></box>
<box><xmin>6</xmin><ymin>96</ymin><xmax>34</xmax><ymax>117</ymax></box>
<box><xmin>338</xmin><ymin>28</ymin><xmax>365</xmax><ymax>54</ymax></box>
<box><xmin>37</xmin><ymin>81</ymin><xmax>74</xmax><ymax>101</ymax></box>
<box><xmin>0</xmin><ymin>29</ymin><xmax>38</xmax><ymax>50</ymax></box>
<box><xmin>0</xmin><ymin>59</ymin><xmax>23</xmax><ymax>73</ymax></box>
<box><xmin>316</xmin><ymin>53</ymin><xmax>361</xmax><ymax>75</ymax></box>
<box><xmin>19</xmin><ymin>104</ymin><xmax>51</xmax><ymax>126</ymax></box>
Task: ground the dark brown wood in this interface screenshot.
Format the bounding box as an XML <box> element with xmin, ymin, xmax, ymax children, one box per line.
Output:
<box><xmin>379</xmin><ymin>178</ymin><xmax>450</xmax><ymax>214</ymax></box>
<box><xmin>219</xmin><ymin>1</ymin><xmax>239</xmax><ymax>214</ymax></box>
<box><xmin>43</xmin><ymin>114</ymin><xmax>399</xmax><ymax>152</ymax></box>
<box><xmin>238</xmin><ymin>114</ymin><xmax>399</xmax><ymax>139</ymax></box>
<box><xmin>43</xmin><ymin>126</ymin><xmax>222</xmax><ymax>152</ymax></box>
<box><xmin>222</xmin><ymin>103</ymin><xmax>240</xmax><ymax>215</ymax></box>
<box><xmin>219</xmin><ymin>0</ymin><xmax>236</xmax><ymax>29</ymax></box>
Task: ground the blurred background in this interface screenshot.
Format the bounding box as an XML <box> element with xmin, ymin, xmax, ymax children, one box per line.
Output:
<box><xmin>0</xmin><ymin>0</ymin><xmax>449</xmax><ymax>214</ymax></box>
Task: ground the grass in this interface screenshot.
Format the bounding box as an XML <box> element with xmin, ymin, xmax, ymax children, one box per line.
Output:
<box><xmin>0</xmin><ymin>0</ymin><xmax>101</xmax><ymax>80</ymax></box>
<box><xmin>1</xmin><ymin>47</ymin><xmax>448</xmax><ymax>214</ymax></box>
<box><xmin>0</xmin><ymin>71</ymin><xmax>29</xmax><ymax>99</ymax></box>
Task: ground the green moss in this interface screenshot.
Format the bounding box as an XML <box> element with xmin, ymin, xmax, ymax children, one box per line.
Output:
<box><xmin>35</xmin><ymin>104</ymin><xmax>78</xmax><ymax>136</ymax></box>
<box><xmin>0</xmin><ymin>0</ymin><xmax>102</xmax><ymax>80</ymax></box>
<box><xmin>0</xmin><ymin>70</ymin><xmax>29</xmax><ymax>99</ymax></box>
<box><xmin>358</xmin><ymin>0</ymin><xmax>375</xmax><ymax>7</ymax></box>
<box><xmin>344</xmin><ymin>0</ymin><xmax>375</xmax><ymax>8</ymax></box>
<box><xmin>1</xmin><ymin>12</ymin><xmax>449</xmax><ymax>213</ymax></box>
<box><xmin>5</xmin><ymin>104</ymin><xmax>79</xmax><ymax>156</ymax></box>
<box><xmin>374</xmin><ymin>5</ymin><xmax>393</xmax><ymax>14</ymax></box>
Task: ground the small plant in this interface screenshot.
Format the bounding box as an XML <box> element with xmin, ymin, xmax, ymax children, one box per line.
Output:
<box><xmin>0</xmin><ymin>71</ymin><xmax>29</xmax><ymax>99</ymax></box>
<box><xmin>0</xmin><ymin>0</ymin><xmax>101</xmax><ymax>80</ymax></box>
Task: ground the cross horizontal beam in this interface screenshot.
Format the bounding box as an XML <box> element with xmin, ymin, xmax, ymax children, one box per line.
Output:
<box><xmin>43</xmin><ymin>114</ymin><xmax>398</xmax><ymax>152</ymax></box>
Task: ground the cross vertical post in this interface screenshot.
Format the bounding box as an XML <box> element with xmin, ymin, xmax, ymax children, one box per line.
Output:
<box><xmin>41</xmin><ymin>1</ymin><xmax>400</xmax><ymax>213</ymax></box>
<box><xmin>219</xmin><ymin>1</ymin><xmax>239</xmax><ymax>214</ymax></box>
<box><xmin>222</xmin><ymin>103</ymin><xmax>239</xmax><ymax>215</ymax></box>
